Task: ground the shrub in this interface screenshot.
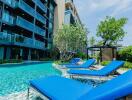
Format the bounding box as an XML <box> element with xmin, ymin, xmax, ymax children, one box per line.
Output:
<box><xmin>118</xmin><ymin>46</ymin><xmax>132</xmax><ymax>62</ymax></box>
<box><xmin>39</xmin><ymin>58</ymin><xmax>53</xmax><ymax>61</ymax></box>
<box><xmin>49</xmin><ymin>47</ymin><xmax>60</xmax><ymax>60</ymax></box>
<box><xmin>124</xmin><ymin>61</ymin><xmax>132</xmax><ymax>69</ymax></box>
<box><xmin>0</xmin><ymin>59</ymin><xmax>23</xmax><ymax>64</ymax></box>
<box><xmin>101</xmin><ymin>61</ymin><xmax>111</xmax><ymax>66</ymax></box>
<box><xmin>75</xmin><ymin>52</ymin><xmax>87</xmax><ymax>59</ymax></box>
<box><xmin>101</xmin><ymin>61</ymin><xmax>132</xmax><ymax>69</ymax></box>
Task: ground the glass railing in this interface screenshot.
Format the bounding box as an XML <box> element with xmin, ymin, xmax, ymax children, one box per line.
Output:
<box><xmin>34</xmin><ymin>40</ymin><xmax>45</xmax><ymax>49</ymax></box>
<box><xmin>65</xmin><ymin>9</ymin><xmax>73</xmax><ymax>14</ymax></box>
<box><xmin>36</xmin><ymin>12</ymin><xmax>46</xmax><ymax>24</ymax></box>
<box><xmin>35</xmin><ymin>26</ymin><xmax>46</xmax><ymax>36</ymax></box>
<box><xmin>48</xmin><ymin>38</ymin><xmax>53</xmax><ymax>43</ymax></box>
<box><xmin>13</xmin><ymin>34</ymin><xmax>45</xmax><ymax>49</ymax></box>
<box><xmin>65</xmin><ymin>9</ymin><xmax>75</xmax><ymax>18</ymax></box>
<box><xmin>33</xmin><ymin>0</ymin><xmax>47</xmax><ymax>13</ymax></box>
<box><xmin>2</xmin><ymin>12</ymin><xmax>14</xmax><ymax>24</ymax></box>
<box><xmin>0</xmin><ymin>32</ymin><xmax>45</xmax><ymax>49</ymax></box>
<box><xmin>17</xmin><ymin>0</ymin><xmax>46</xmax><ymax>25</ymax></box>
<box><xmin>16</xmin><ymin>16</ymin><xmax>35</xmax><ymax>32</ymax></box>
<box><xmin>17</xmin><ymin>0</ymin><xmax>35</xmax><ymax>17</ymax></box>
<box><xmin>13</xmin><ymin>34</ymin><xmax>33</xmax><ymax>45</ymax></box>
<box><xmin>65</xmin><ymin>0</ymin><xmax>73</xmax><ymax>3</ymax></box>
<box><xmin>1</xmin><ymin>0</ymin><xmax>16</xmax><ymax>8</ymax></box>
<box><xmin>0</xmin><ymin>32</ymin><xmax>12</xmax><ymax>42</ymax></box>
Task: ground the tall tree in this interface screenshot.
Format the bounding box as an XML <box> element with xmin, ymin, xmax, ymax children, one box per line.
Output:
<box><xmin>89</xmin><ymin>36</ymin><xmax>96</xmax><ymax>47</ymax></box>
<box><xmin>53</xmin><ymin>23</ymin><xmax>88</xmax><ymax>60</ymax></box>
<box><xmin>97</xmin><ymin>16</ymin><xmax>128</xmax><ymax>46</ymax></box>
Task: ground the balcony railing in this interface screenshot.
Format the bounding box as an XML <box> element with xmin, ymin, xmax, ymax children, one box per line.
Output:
<box><xmin>35</xmin><ymin>26</ymin><xmax>46</xmax><ymax>36</ymax></box>
<box><xmin>2</xmin><ymin>12</ymin><xmax>14</xmax><ymax>25</ymax></box>
<box><xmin>34</xmin><ymin>40</ymin><xmax>45</xmax><ymax>49</ymax></box>
<box><xmin>0</xmin><ymin>0</ymin><xmax>16</xmax><ymax>8</ymax></box>
<box><xmin>33</xmin><ymin>0</ymin><xmax>47</xmax><ymax>13</ymax></box>
<box><xmin>0</xmin><ymin>32</ymin><xmax>45</xmax><ymax>49</ymax></box>
<box><xmin>16</xmin><ymin>0</ymin><xmax>46</xmax><ymax>25</ymax></box>
<box><xmin>17</xmin><ymin>0</ymin><xmax>35</xmax><ymax>17</ymax></box>
<box><xmin>0</xmin><ymin>32</ymin><xmax>12</xmax><ymax>43</ymax></box>
<box><xmin>16</xmin><ymin>16</ymin><xmax>35</xmax><ymax>32</ymax></box>
<box><xmin>65</xmin><ymin>0</ymin><xmax>73</xmax><ymax>3</ymax></box>
<box><xmin>36</xmin><ymin>12</ymin><xmax>46</xmax><ymax>25</ymax></box>
<box><xmin>16</xmin><ymin>16</ymin><xmax>46</xmax><ymax>36</ymax></box>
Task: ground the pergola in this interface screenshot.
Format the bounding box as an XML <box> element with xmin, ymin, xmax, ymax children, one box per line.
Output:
<box><xmin>87</xmin><ymin>46</ymin><xmax>119</xmax><ymax>62</ymax></box>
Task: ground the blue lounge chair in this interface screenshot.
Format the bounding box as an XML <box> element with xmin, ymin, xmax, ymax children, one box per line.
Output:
<box><xmin>68</xmin><ymin>60</ymin><xmax>124</xmax><ymax>76</ymax></box>
<box><xmin>29</xmin><ymin>70</ymin><xmax>132</xmax><ymax>100</ymax></box>
<box><xmin>60</xmin><ymin>58</ymin><xmax>81</xmax><ymax>66</ymax></box>
<box><xmin>63</xmin><ymin>59</ymin><xmax>96</xmax><ymax>68</ymax></box>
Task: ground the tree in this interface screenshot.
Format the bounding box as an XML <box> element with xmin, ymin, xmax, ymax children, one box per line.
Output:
<box><xmin>89</xmin><ymin>36</ymin><xmax>96</xmax><ymax>57</ymax></box>
<box><xmin>53</xmin><ymin>23</ymin><xmax>88</xmax><ymax>60</ymax></box>
<box><xmin>97</xmin><ymin>16</ymin><xmax>128</xmax><ymax>46</ymax></box>
<box><xmin>89</xmin><ymin>36</ymin><xmax>96</xmax><ymax>47</ymax></box>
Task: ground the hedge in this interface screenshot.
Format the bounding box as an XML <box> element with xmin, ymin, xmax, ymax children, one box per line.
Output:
<box><xmin>0</xmin><ymin>59</ymin><xmax>23</xmax><ymax>64</ymax></box>
<box><xmin>118</xmin><ymin>46</ymin><xmax>132</xmax><ymax>62</ymax></box>
<box><xmin>101</xmin><ymin>61</ymin><xmax>132</xmax><ymax>69</ymax></box>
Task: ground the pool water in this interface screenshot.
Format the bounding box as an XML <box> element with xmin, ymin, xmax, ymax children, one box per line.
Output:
<box><xmin>0</xmin><ymin>62</ymin><xmax>61</xmax><ymax>96</ymax></box>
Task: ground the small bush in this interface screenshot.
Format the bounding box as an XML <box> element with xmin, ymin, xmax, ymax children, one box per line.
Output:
<box><xmin>75</xmin><ymin>52</ymin><xmax>87</xmax><ymax>59</ymax></box>
<box><xmin>101</xmin><ymin>61</ymin><xmax>132</xmax><ymax>69</ymax></box>
<box><xmin>101</xmin><ymin>61</ymin><xmax>111</xmax><ymax>66</ymax></box>
<box><xmin>39</xmin><ymin>58</ymin><xmax>53</xmax><ymax>61</ymax></box>
<box><xmin>124</xmin><ymin>61</ymin><xmax>132</xmax><ymax>69</ymax></box>
<box><xmin>118</xmin><ymin>46</ymin><xmax>132</xmax><ymax>62</ymax></box>
<box><xmin>0</xmin><ymin>59</ymin><xmax>23</xmax><ymax>64</ymax></box>
<box><xmin>54</xmin><ymin>60</ymin><xmax>69</xmax><ymax>65</ymax></box>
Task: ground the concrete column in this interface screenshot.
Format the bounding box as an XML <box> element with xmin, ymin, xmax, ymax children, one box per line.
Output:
<box><xmin>6</xmin><ymin>47</ymin><xmax>11</xmax><ymax>59</ymax></box>
<box><xmin>0</xmin><ymin>47</ymin><xmax>4</xmax><ymax>60</ymax></box>
<box><xmin>20</xmin><ymin>48</ymin><xmax>23</xmax><ymax>60</ymax></box>
<box><xmin>28</xmin><ymin>49</ymin><xmax>31</xmax><ymax>60</ymax></box>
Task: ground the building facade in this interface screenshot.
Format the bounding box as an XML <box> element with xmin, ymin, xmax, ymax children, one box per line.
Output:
<box><xmin>54</xmin><ymin>0</ymin><xmax>81</xmax><ymax>33</ymax></box>
<box><xmin>0</xmin><ymin>0</ymin><xmax>56</xmax><ymax>60</ymax></box>
<box><xmin>65</xmin><ymin>0</ymin><xmax>81</xmax><ymax>24</ymax></box>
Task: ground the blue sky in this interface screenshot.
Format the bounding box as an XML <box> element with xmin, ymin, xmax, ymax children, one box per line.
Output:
<box><xmin>74</xmin><ymin>0</ymin><xmax>132</xmax><ymax>46</ymax></box>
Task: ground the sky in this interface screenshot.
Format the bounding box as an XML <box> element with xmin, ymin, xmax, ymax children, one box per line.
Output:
<box><xmin>74</xmin><ymin>0</ymin><xmax>132</xmax><ymax>46</ymax></box>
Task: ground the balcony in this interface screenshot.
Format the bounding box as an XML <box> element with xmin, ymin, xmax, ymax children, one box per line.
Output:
<box><xmin>13</xmin><ymin>34</ymin><xmax>33</xmax><ymax>46</ymax></box>
<box><xmin>36</xmin><ymin>12</ymin><xmax>46</xmax><ymax>25</ymax></box>
<box><xmin>35</xmin><ymin>26</ymin><xmax>46</xmax><ymax>36</ymax></box>
<box><xmin>0</xmin><ymin>0</ymin><xmax>16</xmax><ymax>8</ymax></box>
<box><xmin>17</xmin><ymin>0</ymin><xmax>35</xmax><ymax>17</ymax></box>
<box><xmin>48</xmin><ymin>38</ymin><xmax>53</xmax><ymax>43</ymax></box>
<box><xmin>2</xmin><ymin>12</ymin><xmax>14</xmax><ymax>25</ymax></box>
<box><xmin>34</xmin><ymin>40</ymin><xmax>45</xmax><ymax>49</ymax></box>
<box><xmin>0</xmin><ymin>32</ymin><xmax>12</xmax><ymax>44</ymax></box>
<box><xmin>65</xmin><ymin>9</ymin><xmax>73</xmax><ymax>15</ymax></box>
<box><xmin>16</xmin><ymin>16</ymin><xmax>35</xmax><ymax>32</ymax></box>
<box><xmin>32</xmin><ymin>0</ymin><xmax>47</xmax><ymax>13</ymax></box>
<box><xmin>65</xmin><ymin>0</ymin><xmax>73</xmax><ymax>3</ymax></box>
<box><xmin>0</xmin><ymin>32</ymin><xmax>45</xmax><ymax>49</ymax></box>
<box><xmin>13</xmin><ymin>34</ymin><xmax>45</xmax><ymax>49</ymax></box>
<box><xmin>16</xmin><ymin>0</ymin><xmax>46</xmax><ymax>25</ymax></box>
<box><xmin>16</xmin><ymin>16</ymin><xmax>46</xmax><ymax>37</ymax></box>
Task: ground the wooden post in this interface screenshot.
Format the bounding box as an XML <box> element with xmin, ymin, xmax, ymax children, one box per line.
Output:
<box><xmin>87</xmin><ymin>48</ymin><xmax>89</xmax><ymax>60</ymax></box>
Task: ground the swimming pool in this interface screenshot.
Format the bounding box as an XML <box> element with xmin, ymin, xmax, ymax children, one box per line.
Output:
<box><xmin>0</xmin><ymin>62</ymin><xmax>61</xmax><ymax>96</ymax></box>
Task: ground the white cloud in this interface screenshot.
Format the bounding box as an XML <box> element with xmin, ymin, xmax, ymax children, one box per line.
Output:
<box><xmin>111</xmin><ymin>0</ymin><xmax>132</xmax><ymax>16</ymax></box>
<box><xmin>88</xmin><ymin>0</ymin><xmax>120</xmax><ymax>12</ymax></box>
<box><xmin>75</xmin><ymin>0</ymin><xmax>132</xmax><ymax>16</ymax></box>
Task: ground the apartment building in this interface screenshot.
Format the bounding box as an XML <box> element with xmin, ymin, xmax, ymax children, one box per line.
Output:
<box><xmin>0</xmin><ymin>0</ymin><xmax>56</xmax><ymax>60</ymax></box>
<box><xmin>65</xmin><ymin>0</ymin><xmax>81</xmax><ymax>24</ymax></box>
<box><xmin>54</xmin><ymin>0</ymin><xmax>81</xmax><ymax>33</ymax></box>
